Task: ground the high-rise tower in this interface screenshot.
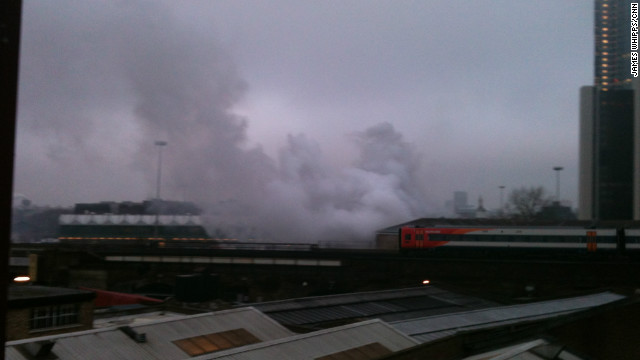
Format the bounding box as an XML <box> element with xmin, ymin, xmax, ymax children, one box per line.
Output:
<box><xmin>579</xmin><ymin>0</ymin><xmax>637</xmax><ymax>220</ymax></box>
<box><xmin>594</xmin><ymin>0</ymin><xmax>634</xmax><ymax>89</ymax></box>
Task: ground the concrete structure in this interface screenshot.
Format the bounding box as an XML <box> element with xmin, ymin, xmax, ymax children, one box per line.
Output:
<box><xmin>579</xmin><ymin>0</ymin><xmax>639</xmax><ymax>220</ymax></box>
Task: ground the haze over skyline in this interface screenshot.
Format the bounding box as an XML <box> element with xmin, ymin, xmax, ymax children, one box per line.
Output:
<box><xmin>14</xmin><ymin>1</ymin><xmax>594</xmax><ymax>239</ymax></box>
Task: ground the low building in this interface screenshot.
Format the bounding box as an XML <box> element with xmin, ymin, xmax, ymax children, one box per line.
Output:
<box><xmin>7</xmin><ymin>285</ymin><xmax>95</xmax><ymax>341</ymax></box>
<box><xmin>5</xmin><ymin>308</ymin><xmax>296</xmax><ymax>359</ymax></box>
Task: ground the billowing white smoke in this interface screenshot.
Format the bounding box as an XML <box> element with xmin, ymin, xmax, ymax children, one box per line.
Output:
<box><xmin>256</xmin><ymin>125</ymin><xmax>425</xmax><ymax>242</ymax></box>
<box><xmin>19</xmin><ymin>1</ymin><xmax>429</xmax><ymax>243</ymax></box>
<box><xmin>108</xmin><ymin>3</ymin><xmax>430</xmax><ymax>242</ymax></box>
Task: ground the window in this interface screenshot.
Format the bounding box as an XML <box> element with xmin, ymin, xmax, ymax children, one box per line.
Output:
<box><xmin>173</xmin><ymin>328</ymin><xmax>261</xmax><ymax>356</ymax></box>
<box><xmin>30</xmin><ymin>304</ymin><xmax>79</xmax><ymax>330</ymax></box>
<box><xmin>429</xmin><ymin>234</ymin><xmax>445</xmax><ymax>241</ymax></box>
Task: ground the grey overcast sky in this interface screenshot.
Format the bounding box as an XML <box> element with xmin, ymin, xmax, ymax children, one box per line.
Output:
<box><xmin>14</xmin><ymin>1</ymin><xmax>594</xmax><ymax>239</ymax></box>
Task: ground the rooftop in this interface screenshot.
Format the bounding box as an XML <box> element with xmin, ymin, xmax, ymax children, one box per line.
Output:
<box><xmin>251</xmin><ymin>286</ymin><xmax>498</xmax><ymax>330</ymax></box>
<box><xmin>6</xmin><ymin>307</ymin><xmax>294</xmax><ymax>360</ymax></box>
<box><xmin>8</xmin><ymin>285</ymin><xmax>95</xmax><ymax>308</ymax></box>
<box><xmin>390</xmin><ymin>291</ymin><xmax>626</xmax><ymax>343</ymax></box>
<box><xmin>193</xmin><ymin>319</ymin><xmax>418</xmax><ymax>360</ymax></box>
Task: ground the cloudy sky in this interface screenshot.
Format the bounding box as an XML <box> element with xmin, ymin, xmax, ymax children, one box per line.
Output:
<box><xmin>14</xmin><ymin>1</ymin><xmax>594</xmax><ymax>239</ymax></box>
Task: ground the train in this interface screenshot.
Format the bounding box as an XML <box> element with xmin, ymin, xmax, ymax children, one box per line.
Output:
<box><xmin>399</xmin><ymin>225</ymin><xmax>640</xmax><ymax>257</ymax></box>
<box><xmin>54</xmin><ymin>212</ymin><xmax>640</xmax><ymax>259</ymax></box>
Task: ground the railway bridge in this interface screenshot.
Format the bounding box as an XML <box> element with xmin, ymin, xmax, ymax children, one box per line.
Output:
<box><xmin>10</xmin><ymin>243</ymin><xmax>640</xmax><ymax>303</ymax></box>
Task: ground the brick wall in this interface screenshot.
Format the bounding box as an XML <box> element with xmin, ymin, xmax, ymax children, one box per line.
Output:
<box><xmin>6</xmin><ymin>301</ymin><xmax>93</xmax><ymax>341</ymax></box>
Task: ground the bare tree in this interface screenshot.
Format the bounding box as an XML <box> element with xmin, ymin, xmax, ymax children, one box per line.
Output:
<box><xmin>506</xmin><ymin>186</ymin><xmax>551</xmax><ymax>220</ymax></box>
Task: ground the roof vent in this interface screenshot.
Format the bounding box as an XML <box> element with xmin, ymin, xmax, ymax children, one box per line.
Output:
<box><xmin>119</xmin><ymin>325</ymin><xmax>147</xmax><ymax>343</ymax></box>
<box><xmin>22</xmin><ymin>340</ymin><xmax>56</xmax><ymax>358</ymax></box>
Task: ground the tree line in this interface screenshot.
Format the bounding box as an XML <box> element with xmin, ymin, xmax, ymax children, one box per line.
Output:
<box><xmin>503</xmin><ymin>186</ymin><xmax>575</xmax><ymax>220</ymax></box>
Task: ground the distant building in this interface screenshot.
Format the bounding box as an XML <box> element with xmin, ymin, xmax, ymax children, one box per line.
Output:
<box><xmin>579</xmin><ymin>0</ymin><xmax>639</xmax><ymax>220</ymax></box>
<box><xmin>580</xmin><ymin>86</ymin><xmax>635</xmax><ymax>220</ymax></box>
<box><xmin>59</xmin><ymin>200</ymin><xmax>209</xmax><ymax>242</ymax></box>
<box><xmin>453</xmin><ymin>191</ymin><xmax>468</xmax><ymax>212</ymax></box>
<box><xmin>58</xmin><ymin>214</ymin><xmax>209</xmax><ymax>242</ymax></box>
<box><xmin>73</xmin><ymin>199</ymin><xmax>202</xmax><ymax>216</ymax></box>
<box><xmin>537</xmin><ymin>201</ymin><xmax>577</xmax><ymax>221</ymax></box>
<box><xmin>593</xmin><ymin>0</ymin><xmax>633</xmax><ymax>90</ymax></box>
<box><xmin>450</xmin><ymin>192</ymin><xmax>487</xmax><ymax>218</ymax></box>
<box><xmin>475</xmin><ymin>197</ymin><xmax>488</xmax><ymax>219</ymax></box>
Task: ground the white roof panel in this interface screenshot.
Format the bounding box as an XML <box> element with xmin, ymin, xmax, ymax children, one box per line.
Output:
<box><xmin>391</xmin><ymin>292</ymin><xmax>625</xmax><ymax>343</ymax></box>
<box><xmin>6</xmin><ymin>307</ymin><xmax>293</xmax><ymax>360</ymax></box>
<box><xmin>193</xmin><ymin>319</ymin><xmax>419</xmax><ymax>360</ymax></box>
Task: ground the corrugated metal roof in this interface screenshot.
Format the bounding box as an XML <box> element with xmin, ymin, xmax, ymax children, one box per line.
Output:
<box><xmin>461</xmin><ymin>338</ymin><xmax>591</xmax><ymax>360</ymax></box>
<box><xmin>254</xmin><ymin>287</ymin><xmax>442</xmax><ymax>312</ymax></box>
<box><xmin>391</xmin><ymin>292</ymin><xmax>626</xmax><ymax>343</ymax></box>
<box><xmin>252</xmin><ymin>286</ymin><xmax>498</xmax><ymax>328</ymax></box>
<box><xmin>191</xmin><ymin>319</ymin><xmax>420</xmax><ymax>360</ymax></box>
<box><xmin>462</xmin><ymin>339</ymin><xmax>549</xmax><ymax>360</ymax></box>
<box><xmin>6</xmin><ymin>307</ymin><xmax>294</xmax><ymax>360</ymax></box>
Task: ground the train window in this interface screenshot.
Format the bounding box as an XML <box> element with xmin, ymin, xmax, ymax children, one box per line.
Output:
<box><xmin>404</xmin><ymin>234</ymin><xmax>412</xmax><ymax>241</ymax></box>
<box><xmin>628</xmin><ymin>236</ymin><xmax>640</xmax><ymax>244</ymax></box>
<box><xmin>429</xmin><ymin>234</ymin><xmax>445</xmax><ymax>241</ymax></box>
<box><xmin>416</xmin><ymin>234</ymin><xmax>424</xmax><ymax>241</ymax></box>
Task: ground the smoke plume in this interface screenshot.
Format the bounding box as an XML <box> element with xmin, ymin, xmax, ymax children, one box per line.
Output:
<box><xmin>17</xmin><ymin>1</ymin><xmax>429</xmax><ymax>242</ymax></box>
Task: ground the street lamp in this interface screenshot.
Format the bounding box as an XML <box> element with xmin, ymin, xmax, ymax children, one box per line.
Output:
<box><xmin>154</xmin><ymin>140</ymin><xmax>168</xmax><ymax>200</ymax></box>
<box><xmin>153</xmin><ymin>141</ymin><xmax>168</xmax><ymax>241</ymax></box>
<box><xmin>553</xmin><ymin>166</ymin><xmax>563</xmax><ymax>202</ymax></box>
<box><xmin>499</xmin><ymin>185</ymin><xmax>505</xmax><ymax>216</ymax></box>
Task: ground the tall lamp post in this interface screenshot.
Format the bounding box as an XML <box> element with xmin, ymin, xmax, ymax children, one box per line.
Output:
<box><xmin>499</xmin><ymin>185</ymin><xmax>505</xmax><ymax>216</ymax></box>
<box><xmin>154</xmin><ymin>140</ymin><xmax>168</xmax><ymax>200</ymax></box>
<box><xmin>553</xmin><ymin>166</ymin><xmax>563</xmax><ymax>203</ymax></box>
<box><xmin>154</xmin><ymin>140</ymin><xmax>167</xmax><ymax>241</ymax></box>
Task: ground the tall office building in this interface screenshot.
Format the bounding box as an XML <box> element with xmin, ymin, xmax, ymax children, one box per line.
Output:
<box><xmin>594</xmin><ymin>0</ymin><xmax>634</xmax><ymax>89</ymax></box>
<box><xmin>579</xmin><ymin>0</ymin><xmax>638</xmax><ymax>220</ymax></box>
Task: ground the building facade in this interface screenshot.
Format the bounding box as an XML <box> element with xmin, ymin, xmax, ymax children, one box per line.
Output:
<box><xmin>579</xmin><ymin>0</ymin><xmax>639</xmax><ymax>220</ymax></box>
<box><xmin>7</xmin><ymin>286</ymin><xmax>95</xmax><ymax>341</ymax></box>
